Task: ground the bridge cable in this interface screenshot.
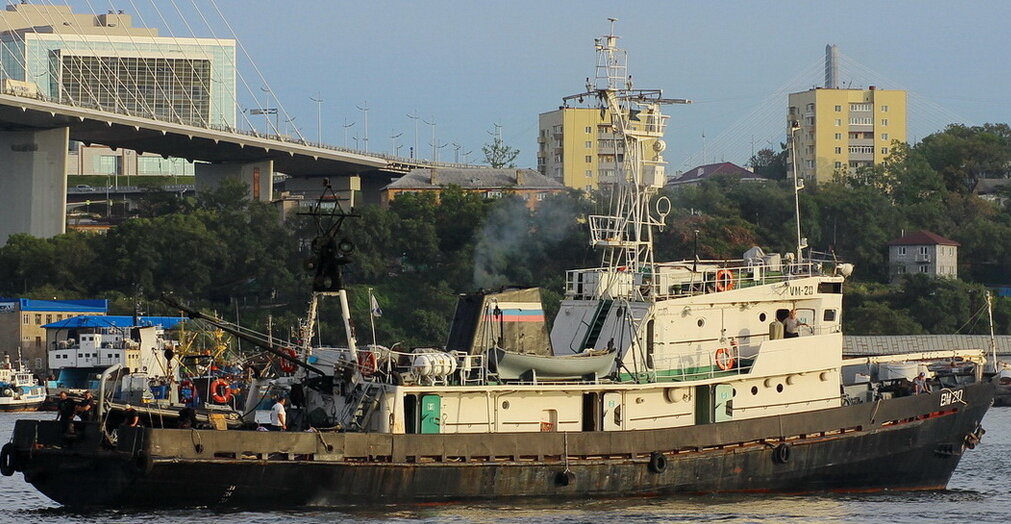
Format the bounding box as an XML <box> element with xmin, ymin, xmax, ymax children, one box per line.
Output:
<box><xmin>4</xmin><ymin>0</ymin><xmax>107</xmax><ymax>109</ymax></box>
<box><xmin>36</xmin><ymin>0</ymin><xmax>152</xmax><ymax>115</ymax></box>
<box><xmin>207</xmin><ymin>0</ymin><xmax>306</xmax><ymax>142</ymax></box>
<box><xmin>185</xmin><ymin>0</ymin><xmax>282</xmax><ymax>137</ymax></box>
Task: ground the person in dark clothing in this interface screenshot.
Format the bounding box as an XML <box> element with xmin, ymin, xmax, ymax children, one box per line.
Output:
<box><xmin>120</xmin><ymin>409</ymin><xmax>141</xmax><ymax>429</ymax></box>
<box><xmin>177</xmin><ymin>407</ymin><xmax>195</xmax><ymax>429</ymax></box>
<box><xmin>77</xmin><ymin>391</ymin><xmax>97</xmax><ymax>422</ymax></box>
<box><xmin>56</xmin><ymin>391</ymin><xmax>77</xmax><ymax>436</ymax></box>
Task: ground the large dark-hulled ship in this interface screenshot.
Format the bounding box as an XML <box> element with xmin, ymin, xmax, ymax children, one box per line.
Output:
<box><xmin>0</xmin><ymin>24</ymin><xmax>993</xmax><ymax>508</ymax></box>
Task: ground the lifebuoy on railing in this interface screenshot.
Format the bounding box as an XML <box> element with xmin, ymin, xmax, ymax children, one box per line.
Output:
<box><xmin>278</xmin><ymin>347</ymin><xmax>298</xmax><ymax>374</ymax></box>
<box><xmin>715</xmin><ymin>347</ymin><xmax>736</xmax><ymax>371</ymax></box>
<box><xmin>358</xmin><ymin>350</ymin><xmax>378</xmax><ymax>376</ymax></box>
<box><xmin>715</xmin><ymin>269</ymin><xmax>735</xmax><ymax>292</ymax></box>
<box><xmin>209</xmin><ymin>378</ymin><xmax>232</xmax><ymax>404</ymax></box>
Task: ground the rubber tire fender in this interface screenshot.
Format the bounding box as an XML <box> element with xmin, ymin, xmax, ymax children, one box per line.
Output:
<box><xmin>0</xmin><ymin>443</ymin><xmax>16</xmax><ymax>476</ymax></box>
<box><xmin>773</xmin><ymin>443</ymin><xmax>791</xmax><ymax>464</ymax></box>
<box><xmin>556</xmin><ymin>470</ymin><xmax>575</xmax><ymax>486</ymax></box>
<box><xmin>648</xmin><ymin>451</ymin><xmax>667</xmax><ymax>473</ymax></box>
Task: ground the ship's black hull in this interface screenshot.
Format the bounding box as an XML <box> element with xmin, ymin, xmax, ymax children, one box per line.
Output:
<box><xmin>8</xmin><ymin>382</ymin><xmax>994</xmax><ymax>509</ymax></box>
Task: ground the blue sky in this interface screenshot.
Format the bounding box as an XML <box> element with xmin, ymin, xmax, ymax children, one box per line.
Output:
<box><xmin>65</xmin><ymin>1</ymin><xmax>1011</xmax><ymax>171</ymax></box>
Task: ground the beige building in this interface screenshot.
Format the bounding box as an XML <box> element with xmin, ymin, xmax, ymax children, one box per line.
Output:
<box><xmin>381</xmin><ymin>168</ymin><xmax>565</xmax><ymax>210</ymax></box>
<box><xmin>887</xmin><ymin>230</ymin><xmax>958</xmax><ymax>283</ymax></box>
<box><xmin>67</xmin><ymin>144</ymin><xmax>195</xmax><ymax>178</ymax></box>
<box><xmin>787</xmin><ymin>86</ymin><xmax>906</xmax><ymax>184</ymax></box>
<box><xmin>537</xmin><ymin>107</ymin><xmax>657</xmax><ymax>191</ymax></box>
<box><xmin>0</xmin><ymin>298</ymin><xmax>107</xmax><ymax>373</ymax></box>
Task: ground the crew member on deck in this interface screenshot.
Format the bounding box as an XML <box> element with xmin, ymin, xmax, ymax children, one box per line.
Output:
<box><xmin>914</xmin><ymin>372</ymin><xmax>931</xmax><ymax>394</ymax></box>
<box><xmin>56</xmin><ymin>391</ymin><xmax>76</xmax><ymax>435</ymax></box>
<box><xmin>77</xmin><ymin>391</ymin><xmax>96</xmax><ymax>422</ymax></box>
<box><xmin>784</xmin><ymin>309</ymin><xmax>807</xmax><ymax>338</ymax></box>
<box><xmin>270</xmin><ymin>397</ymin><xmax>287</xmax><ymax>431</ymax></box>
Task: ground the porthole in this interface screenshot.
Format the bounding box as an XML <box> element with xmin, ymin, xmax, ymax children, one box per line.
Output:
<box><xmin>501</xmin><ymin>401</ymin><xmax>510</xmax><ymax>409</ymax></box>
<box><xmin>759</xmin><ymin>312</ymin><xmax>767</xmax><ymax>322</ymax></box>
<box><xmin>776</xmin><ymin>384</ymin><xmax>784</xmax><ymax>393</ymax></box>
<box><xmin>751</xmin><ymin>386</ymin><xmax>758</xmax><ymax>395</ymax></box>
<box><xmin>732</xmin><ymin>388</ymin><xmax>737</xmax><ymax>397</ymax></box>
<box><xmin>697</xmin><ymin>318</ymin><xmax>705</xmax><ymax>328</ymax></box>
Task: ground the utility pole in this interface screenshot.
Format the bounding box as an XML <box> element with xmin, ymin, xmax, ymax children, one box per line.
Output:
<box><xmin>342</xmin><ymin>118</ymin><xmax>355</xmax><ymax>148</ymax></box>
<box><xmin>310</xmin><ymin>93</ymin><xmax>324</xmax><ymax>143</ymax></box>
<box><xmin>356</xmin><ymin>101</ymin><xmax>370</xmax><ymax>152</ymax></box>
<box><xmin>406</xmin><ymin>111</ymin><xmax>420</xmax><ymax>159</ymax></box>
<box><xmin>452</xmin><ymin>142</ymin><xmax>462</xmax><ymax>163</ymax></box>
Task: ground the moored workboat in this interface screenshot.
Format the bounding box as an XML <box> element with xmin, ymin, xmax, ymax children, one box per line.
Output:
<box><xmin>0</xmin><ymin>353</ymin><xmax>45</xmax><ymax>412</ymax></box>
<box><xmin>1</xmin><ymin>23</ymin><xmax>995</xmax><ymax>507</ymax></box>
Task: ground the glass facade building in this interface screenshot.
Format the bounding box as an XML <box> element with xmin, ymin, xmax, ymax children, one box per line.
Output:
<box><xmin>1</xmin><ymin>33</ymin><xmax>236</xmax><ymax>128</ymax></box>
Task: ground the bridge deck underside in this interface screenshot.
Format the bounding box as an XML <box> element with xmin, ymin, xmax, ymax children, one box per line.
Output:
<box><xmin>0</xmin><ymin>96</ymin><xmax>402</xmax><ymax>177</ymax></box>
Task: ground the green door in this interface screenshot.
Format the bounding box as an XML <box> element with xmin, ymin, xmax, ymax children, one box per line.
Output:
<box><xmin>694</xmin><ymin>385</ymin><xmax>712</xmax><ymax>425</ymax></box>
<box><xmin>714</xmin><ymin>384</ymin><xmax>734</xmax><ymax>422</ymax></box>
<box><xmin>420</xmin><ymin>394</ymin><xmax>441</xmax><ymax>434</ymax></box>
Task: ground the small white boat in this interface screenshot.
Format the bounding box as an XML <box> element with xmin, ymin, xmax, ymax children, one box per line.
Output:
<box><xmin>0</xmin><ymin>353</ymin><xmax>45</xmax><ymax>412</ymax></box>
<box><xmin>490</xmin><ymin>346</ymin><xmax>616</xmax><ymax>381</ymax></box>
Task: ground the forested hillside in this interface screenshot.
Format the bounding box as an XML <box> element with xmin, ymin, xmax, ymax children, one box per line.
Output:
<box><xmin>2</xmin><ymin>123</ymin><xmax>1010</xmax><ymax>346</ymax></box>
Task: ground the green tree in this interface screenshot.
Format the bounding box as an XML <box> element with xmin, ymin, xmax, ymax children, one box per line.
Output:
<box><xmin>482</xmin><ymin>137</ymin><xmax>519</xmax><ymax>168</ymax></box>
<box><xmin>917</xmin><ymin>123</ymin><xmax>1011</xmax><ymax>193</ymax></box>
<box><xmin>748</xmin><ymin>146</ymin><xmax>789</xmax><ymax>180</ymax></box>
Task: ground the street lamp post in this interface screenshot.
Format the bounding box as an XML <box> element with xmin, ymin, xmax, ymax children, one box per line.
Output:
<box><xmin>406</xmin><ymin>111</ymin><xmax>420</xmax><ymax>159</ymax></box>
<box><xmin>342</xmin><ymin>118</ymin><xmax>355</xmax><ymax>149</ymax></box>
<box><xmin>310</xmin><ymin>93</ymin><xmax>324</xmax><ymax>144</ymax></box>
<box><xmin>390</xmin><ymin>130</ymin><xmax>403</xmax><ymax>156</ymax></box>
<box><xmin>423</xmin><ymin>117</ymin><xmax>437</xmax><ymax>161</ymax></box>
<box><xmin>260</xmin><ymin>87</ymin><xmax>273</xmax><ymax>135</ymax></box>
<box><xmin>356</xmin><ymin>101</ymin><xmax>370</xmax><ymax>152</ymax></box>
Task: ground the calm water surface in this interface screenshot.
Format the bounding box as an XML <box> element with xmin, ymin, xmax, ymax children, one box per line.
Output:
<box><xmin>1</xmin><ymin>409</ymin><xmax>1008</xmax><ymax>523</ymax></box>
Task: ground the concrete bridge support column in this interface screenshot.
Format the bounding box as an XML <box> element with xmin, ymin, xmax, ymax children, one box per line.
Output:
<box><xmin>0</xmin><ymin>127</ymin><xmax>69</xmax><ymax>244</ymax></box>
<box><xmin>195</xmin><ymin>160</ymin><xmax>274</xmax><ymax>202</ymax></box>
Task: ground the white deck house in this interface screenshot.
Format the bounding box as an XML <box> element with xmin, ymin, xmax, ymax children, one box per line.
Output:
<box><xmin>887</xmin><ymin>230</ymin><xmax>959</xmax><ymax>282</ymax></box>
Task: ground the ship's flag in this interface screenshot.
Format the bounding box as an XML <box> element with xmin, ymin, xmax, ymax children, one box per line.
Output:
<box><xmin>370</xmin><ymin>292</ymin><xmax>383</xmax><ymax>318</ymax></box>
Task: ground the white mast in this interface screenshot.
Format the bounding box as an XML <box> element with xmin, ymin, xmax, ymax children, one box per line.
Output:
<box><xmin>789</xmin><ymin>119</ymin><xmax>806</xmax><ymax>262</ymax></box>
<box><xmin>572</xmin><ymin>20</ymin><xmax>689</xmax><ymax>300</ymax></box>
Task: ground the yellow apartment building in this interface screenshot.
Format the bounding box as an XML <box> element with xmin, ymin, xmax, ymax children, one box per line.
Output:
<box><xmin>787</xmin><ymin>86</ymin><xmax>906</xmax><ymax>184</ymax></box>
<box><xmin>537</xmin><ymin>107</ymin><xmax>658</xmax><ymax>191</ymax></box>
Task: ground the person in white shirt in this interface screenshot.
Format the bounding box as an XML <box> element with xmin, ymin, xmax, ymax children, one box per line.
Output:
<box><xmin>269</xmin><ymin>397</ymin><xmax>287</xmax><ymax>431</ymax></box>
<box><xmin>784</xmin><ymin>309</ymin><xmax>807</xmax><ymax>338</ymax></box>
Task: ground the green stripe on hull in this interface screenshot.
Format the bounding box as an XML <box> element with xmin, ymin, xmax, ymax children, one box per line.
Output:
<box><xmin>619</xmin><ymin>358</ymin><xmax>756</xmax><ymax>382</ymax></box>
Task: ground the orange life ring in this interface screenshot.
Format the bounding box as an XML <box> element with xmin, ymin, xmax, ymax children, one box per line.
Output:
<box><xmin>209</xmin><ymin>378</ymin><xmax>232</xmax><ymax>404</ymax></box>
<box><xmin>715</xmin><ymin>347</ymin><xmax>736</xmax><ymax>371</ymax></box>
<box><xmin>358</xmin><ymin>350</ymin><xmax>378</xmax><ymax>376</ymax></box>
<box><xmin>278</xmin><ymin>347</ymin><xmax>298</xmax><ymax>374</ymax></box>
<box><xmin>715</xmin><ymin>269</ymin><xmax>735</xmax><ymax>292</ymax></box>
